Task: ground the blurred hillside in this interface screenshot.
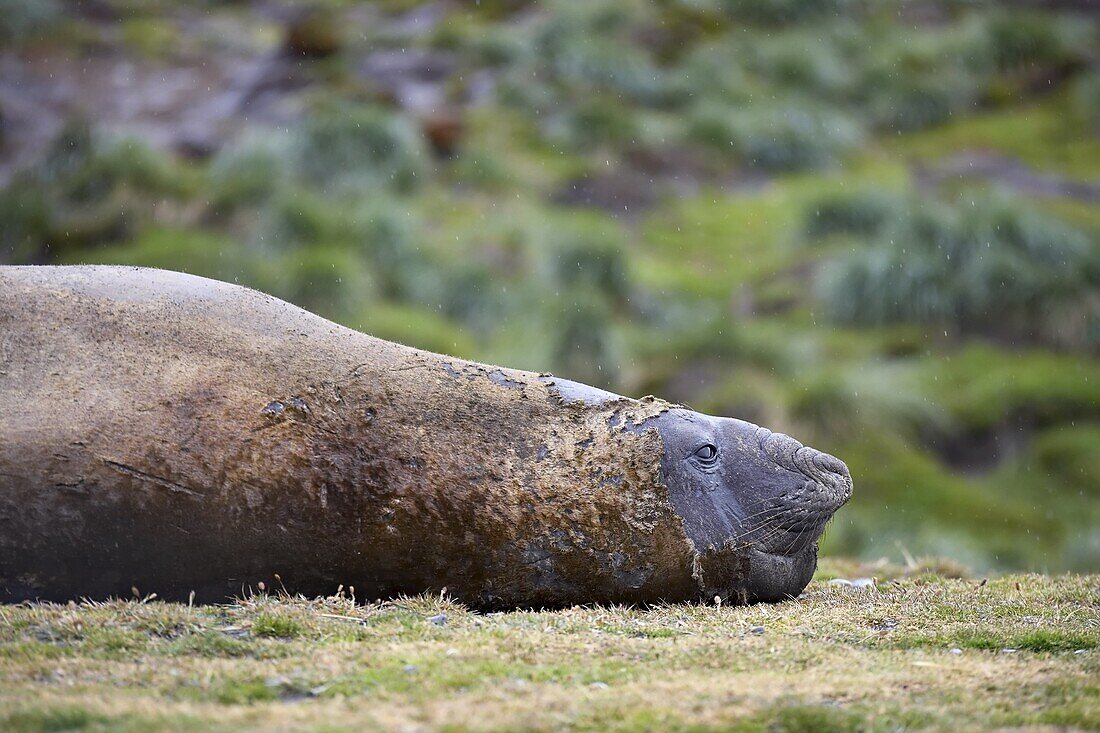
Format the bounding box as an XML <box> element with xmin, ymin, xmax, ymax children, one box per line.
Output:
<box><xmin>2</xmin><ymin>0</ymin><xmax>1098</xmax><ymax>572</ymax></box>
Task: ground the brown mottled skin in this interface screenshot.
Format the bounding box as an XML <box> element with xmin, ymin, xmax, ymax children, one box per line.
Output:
<box><xmin>0</xmin><ymin>266</ymin><xmax>851</xmax><ymax>608</ymax></box>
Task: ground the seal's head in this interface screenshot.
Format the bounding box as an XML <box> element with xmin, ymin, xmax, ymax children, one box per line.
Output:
<box><xmin>542</xmin><ymin>376</ymin><xmax>852</xmax><ymax>605</ymax></box>
<box><xmin>649</xmin><ymin>408</ymin><xmax>852</xmax><ymax>602</ymax></box>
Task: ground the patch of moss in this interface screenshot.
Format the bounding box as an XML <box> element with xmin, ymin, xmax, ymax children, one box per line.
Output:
<box><xmin>0</xmin><ymin>706</ymin><xmax>209</xmax><ymax>733</ymax></box>
<box><xmin>918</xmin><ymin>346</ymin><xmax>1100</xmax><ymax>431</ymax></box>
<box><xmin>166</xmin><ymin>631</ymin><xmax>255</xmax><ymax>659</ymax></box>
<box><xmin>638</xmin><ymin>161</ymin><xmax>908</xmax><ymax>300</ymax></box>
<box><xmin>250</xmin><ymin>612</ymin><xmax>304</xmax><ymax>639</ymax></box>
<box><xmin>892</xmin><ymin>628</ymin><xmax>1097</xmax><ymax>653</ymax></box>
<box><xmin>761</xmin><ymin>702</ymin><xmax>871</xmax><ymax>733</ymax></box>
<box><xmin>80</xmin><ymin>626</ymin><xmax>147</xmax><ymax>658</ymax></box>
<box><xmin>212</xmin><ymin>679</ymin><xmax>281</xmax><ymax>705</ymax></box>
<box><xmin>1029</xmin><ymin>423</ymin><xmax>1100</xmax><ymax>498</ymax></box>
<box><xmin>0</xmin><ymin>641</ymin><xmax>70</xmax><ymax>662</ymax></box>
<box><xmin>888</xmin><ymin>95</ymin><xmax>1100</xmax><ymax>181</ymax></box>
<box><xmin>0</xmin><ymin>707</ymin><xmax>109</xmax><ymax>733</ymax></box>
<box><xmin>1031</xmin><ymin>680</ymin><xmax>1100</xmax><ymax>729</ymax></box>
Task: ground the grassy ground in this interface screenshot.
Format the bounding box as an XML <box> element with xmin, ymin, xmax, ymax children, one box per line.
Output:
<box><xmin>1</xmin><ymin>565</ymin><xmax>1096</xmax><ymax>732</ymax></box>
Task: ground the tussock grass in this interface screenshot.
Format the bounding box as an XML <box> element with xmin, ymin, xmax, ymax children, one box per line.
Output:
<box><xmin>0</xmin><ymin>573</ymin><xmax>1096</xmax><ymax>731</ymax></box>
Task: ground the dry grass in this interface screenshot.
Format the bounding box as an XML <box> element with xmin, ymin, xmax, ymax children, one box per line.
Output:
<box><xmin>0</xmin><ymin>566</ymin><xmax>1096</xmax><ymax>732</ymax></box>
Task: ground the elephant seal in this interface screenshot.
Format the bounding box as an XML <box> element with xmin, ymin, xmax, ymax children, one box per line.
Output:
<box><xmin>0</xmin><ymin>266</ymin><xmax>851</xmax><ymax>608</ymax></box>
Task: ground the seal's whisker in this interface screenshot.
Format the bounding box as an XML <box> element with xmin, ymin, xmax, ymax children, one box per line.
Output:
<box><xmin>745</xmin><ymin>510</ymin><xmax>810</xmax><ymax>552</ymax></box>
<box><xmin>780</xmin><ymin>529</ymin><xmax>803</xmax><ymax>557</ymax></box>
<box><xmin>730</xmin><ymin>512</ymin><xmax>790</xmax><ymax>551</ymax></box>
<box><xmin>733</xmin><ymin>509</ymin><xmax>787</xmax><ymax>540</ymax></box>
<box><xmin>736</xmin><ymin>503</ymin><xmax>782</xmax><ymax>522</ymax></box>
<box><xmin>734</xmin><ymin>502</ymin><xmax>787</xmax><ymax>525</ymax></box>
<box><xmin>753</xmin><ymin>523</ymin><xmax>792</xmax><ymax>550</ymax></box>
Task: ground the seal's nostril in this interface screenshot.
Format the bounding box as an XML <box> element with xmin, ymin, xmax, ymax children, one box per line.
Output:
<box><xmin>797</xmin><ymin>447</ymin><xmax>852</xmax><ymax>504</ymax></box>
<box><xmin>815</xmin><ymin>452</ymin><xmax>853</xmax><ymax>505</ymax></box>
<box><xmin>813</xmin><ymin>451</ymin><xmax>850</xmax><ymax>483</ymax></box>
<box><xmin>757</xmin><ymin>429</ymin><xmax>852</xmax><ymax>504</ymax></box>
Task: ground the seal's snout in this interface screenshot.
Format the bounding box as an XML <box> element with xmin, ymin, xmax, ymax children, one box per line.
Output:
<box><xmin>756</xmin><ymin>429</ymin><xmax>852</xmax><ymax>509</ymax></box>
<box><xmin>803</xmin><ymin>447</ymin><xmax>853</xmax><ymax>509</ymax></box>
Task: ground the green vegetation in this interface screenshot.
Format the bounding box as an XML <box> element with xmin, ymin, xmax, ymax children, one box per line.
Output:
<box><xmin>0</xmin><ymin>576</ymin><xmax>1096</xmax><ymax>731</ymax></box>
<box><xmin>817</xmin><ymin>190</ymin><xmax>1100</xmax><ymax>349</ymax></box>
<box><xmin>0</xmin><ymin>0</ymin><xmax>1098</xmax><ymax>573</ymax></box>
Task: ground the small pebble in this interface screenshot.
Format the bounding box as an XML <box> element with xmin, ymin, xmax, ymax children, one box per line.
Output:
<box><xmin>428</xmin><ymin>613</ymin><xmax>447</xmax><ymax>626</ymax></box>
<box><xmin>949</xmin><ymin>647</ymin><xmax>962</xmax><ymax>655</ymax></box>
<box><xmin>828</xmin><ymin>577</ymin><xmax>875</xmax><ymax>589</ymax></box>
<box><xmin>590</xmin><ymin>681</ymin><xmax>609</xmax><ymax>689</ymax></box>
<box><xmin>1074</xmin><ymin>649</ymin><xmax>1087</xmax><ymax>655</ymax></box>
<box><xmin>750</xmin><ymin>626</ymin><xmax>766</xmax><ymax>635</ymax></box>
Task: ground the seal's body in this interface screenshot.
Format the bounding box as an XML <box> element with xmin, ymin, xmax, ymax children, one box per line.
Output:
<box><xmin>0</xmin><ymin>266</ymin><xmax>851</xmax><ymax>608</ymax></box>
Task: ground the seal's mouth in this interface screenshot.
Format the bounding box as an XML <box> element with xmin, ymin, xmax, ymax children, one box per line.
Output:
<box><xmin>742</xmin><ymin>545</ymin><xmax>820</xmax><ymax>602</ymax></box>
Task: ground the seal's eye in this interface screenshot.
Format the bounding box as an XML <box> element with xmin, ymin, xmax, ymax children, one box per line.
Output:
<box><xmin>693</xmin><ymin>444</ymin><xmax>718</xmax><ymax>463</ymax></box>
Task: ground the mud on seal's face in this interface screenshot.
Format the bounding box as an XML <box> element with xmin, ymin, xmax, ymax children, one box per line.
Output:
<box><xmin>648</xmin><ymin>409</ymin><xmax>852</xmax><ymax>602</ymax></box>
